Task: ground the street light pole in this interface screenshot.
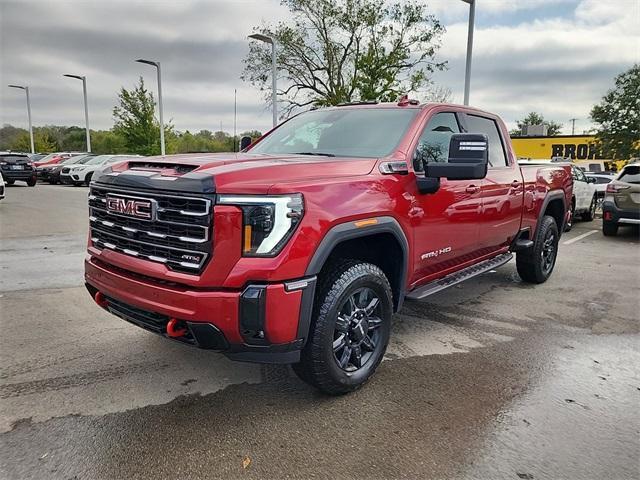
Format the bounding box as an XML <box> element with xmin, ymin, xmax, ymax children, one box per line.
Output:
<box><xmin>136</xmin><ymin>59</ymin><xmax>165</xmax><ymax>155</ymax></box>
<box><xmin>461</xmin><ymin>0</ymin><xmax>475</xmax><ymax>106</ymax></box>
<box><xmin>248</xmin><ymin>34</ymin><xmax>277</xmax><ymax>127</ymax></box>
<box><xmin>8</xmin><ymin>84</ymin><xmax>34</xmax><ymax>153</ymax></box>
<box><xmin>63</xmin><ymin>74</ymin><xmax>91</xmax><ymax>152</ymax></box>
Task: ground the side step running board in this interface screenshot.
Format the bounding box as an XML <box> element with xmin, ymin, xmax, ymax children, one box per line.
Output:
<box><xmin>406</xmin><ymin>253</ymin><xmax>513</xmax><ymax>300</ymax></box>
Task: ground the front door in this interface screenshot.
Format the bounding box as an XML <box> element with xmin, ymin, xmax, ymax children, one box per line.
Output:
<box><xmin>463</xmin><ymin>113</ymin><xmax>524</xmax><ymax>252</ymax></box>
<box><xmin>409</xmin><ymin>111</ymin><xmax>483</xmax><ymax>286</ymax></box>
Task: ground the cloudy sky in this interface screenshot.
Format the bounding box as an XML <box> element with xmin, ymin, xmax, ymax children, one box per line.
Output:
<box><xmin>0</xmin><ymin>0</ymin><xmax>637</xmax><ymax>135</ymax></box>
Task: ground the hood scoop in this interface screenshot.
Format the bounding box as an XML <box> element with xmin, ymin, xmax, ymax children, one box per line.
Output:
<box><xmin>92</xmin><ymin>163</ymin><xmax>215</xmax><ymax>194</ymax></box>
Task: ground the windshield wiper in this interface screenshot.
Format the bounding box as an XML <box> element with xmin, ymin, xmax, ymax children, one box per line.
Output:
<box><xmin>292</xmin><ymin>151</ymin><xmax>336</xmax><ymax>157</ymax></box>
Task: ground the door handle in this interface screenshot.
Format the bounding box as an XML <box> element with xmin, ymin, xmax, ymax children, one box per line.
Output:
<box><xmin>511</xmin><ymin>180</ymin><xmax>521</xmax><ymax>188</ymax></box>
<box><xmin>465</xmin><ymin>185</ymin><xmax>480</xmax><ymax>194</ymax></box>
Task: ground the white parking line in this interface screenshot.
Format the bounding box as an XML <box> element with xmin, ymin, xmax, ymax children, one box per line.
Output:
<box><xmin>563</xmin><ymin>229</ymin><xmax>599</xmax><ymax>245</ymax></box>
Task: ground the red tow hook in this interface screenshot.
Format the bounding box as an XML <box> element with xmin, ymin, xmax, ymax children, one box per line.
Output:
<box><xmin>167</xmin><ymin>318</ymin><xmax>188</xmax><ymax>338</ymax></box>
<box><xmin>94</xmin><ymin>291</ymin><xmax>108</xmax><ymax>309</ymax></box>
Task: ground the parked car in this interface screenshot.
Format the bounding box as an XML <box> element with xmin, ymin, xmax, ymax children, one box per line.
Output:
<box><xmin>62</xmin><ymin>154</ymin><xmax>139</xmax><ymax>186</ymax></box>
<box><xmin>585</xmin><ymin>172</ymin><xmax>614</xmax><ymax>198</ymax></box>
<box><xmin>39</xmin><ymin>154</ymin><xmax>95</xmax><ymax>184</ymax></box>
<box><xmin>28</xmin><ymin>153</ymin><xmax>46</xmax><ymax>162</ymax></box>
<box><xmin>0</xmin><ymin>172</ymin><xmax>5</xmax><ymax>200</ymax></box>
<box><xmin>0</xmin><ymin>152</ymin><xmax>37</xmax><ymax>186</ymax></box>
<box><xmin>85</xmin><ymin>100</ymin><xmax>573</xmax><ymax>394</ymax></box>
<box><xmin>602</xmin><ymin>163</ymin><xmax>640</xmax><ymax>236</ymax></box>
<box><xmin>567</xmin><ymin>164</ymin><xmax>598</xmax><ymax>230</ymax></box>
<box><xmin>33</xmin><ymin>152</ymin><xmax>85</xmax><ymax>168</ymax></box>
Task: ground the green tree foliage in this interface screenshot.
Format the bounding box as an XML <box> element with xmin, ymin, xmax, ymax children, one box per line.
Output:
<box><xmin>11</xmin><ymin>130</ymin><xmax>57</xmax><ymax>153</ymax></box>
<box><xmin>242</xmin><ymin>0</ymin><xmax>446</xmax><ymax>116</ymax></box>
<box><xmin>113</xmin><ymin>77</ymin><xmax>173</xmax><ymax>156</ymax></box>
<box><xmin>510</xmin><ymin>112</ymin><xmax>563</xmax><ymax>136</ymax></box>
<box><xmin>590</xmin><ymin>64</ymin><xmax>640</xmax><ymax>160</ymax></box>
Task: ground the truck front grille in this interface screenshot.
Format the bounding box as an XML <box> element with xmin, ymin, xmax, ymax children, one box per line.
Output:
<box><xmin>88</xmin><ymin>185</ymin><xmax>213</xmax><ymax>274</ymax></box>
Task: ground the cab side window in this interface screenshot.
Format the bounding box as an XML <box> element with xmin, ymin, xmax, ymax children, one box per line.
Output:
<box><xmin>465</xmin><ymin>115</ymin><xmax>509</xmax><ymax>168</ymax></box>
<box><xmin>413</xmin><ymin>112</ymin><xmax>461</xmax><ymax>172</ymax></box>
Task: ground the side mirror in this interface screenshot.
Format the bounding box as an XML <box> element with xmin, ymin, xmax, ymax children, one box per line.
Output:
<box><xmin>240</xmin><ymin>136</ymin><xmax>252</xmax><ymax>151</ymax></box>
<box><xmin>424</xmin><ymin>134</ymin><xmax>489</xmax><ymax>181</ymax></box>
<box><xmin>587</xmin><ymin>177</ymin><xmax>596</xmax><ymax>184</ymax></box>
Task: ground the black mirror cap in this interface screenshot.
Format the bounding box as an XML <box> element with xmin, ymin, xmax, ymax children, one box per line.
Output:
<box><xmin>448</xmin><ymin>133</ymin><xmax>489</xmax><ymax>164</ymax></box>
<box><xmin>422</xmin><ymin>133</ymin><xmax>489</xmax><ymax>181</ymax></box>
<box><xmin>240</xmin><ymin>136</ymin><xmax>253</xmax><ymax>151</ymax></box>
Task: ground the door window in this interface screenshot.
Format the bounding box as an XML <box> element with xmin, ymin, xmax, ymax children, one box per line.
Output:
<box><xmin>465</xmin><ymin>115</ymin><xmax>508</xmax><ymax>167</ymax></box>
<box><xmin>413</xmin><ymin>112</ymin><xmax>461</xmax><ymax>171</ymax></box>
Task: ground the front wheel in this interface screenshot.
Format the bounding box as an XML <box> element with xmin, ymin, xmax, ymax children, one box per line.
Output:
<box><xmin>516</xmin><ymin>215</ymin><xmax>559</xmax><ymax>284</ymax></box>
<box><xmin>84</xmin><ymin>172</ymin><xmax>93</xmax><ymax>186</ymax></box>
<box><xmin>293</xmin><ymin>260</ymin><xmax>392</xmax><ymax>395</ymax></box>
<box><xmin>26</xmin><ymin>178</ymin><xmax>37</xmax><ymax>187</ymax></box>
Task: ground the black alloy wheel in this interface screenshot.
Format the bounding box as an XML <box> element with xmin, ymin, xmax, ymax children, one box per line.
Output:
<box><xmin>332</xmin><ymin>287</ymin><xmax>383</xmax><ymax>372</ymax></box>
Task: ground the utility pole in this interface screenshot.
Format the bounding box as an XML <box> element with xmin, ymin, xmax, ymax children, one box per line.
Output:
<box><xmin>8</xmin><ymin>85</ymin><xmax>34</xmax><ymax>153</ymax></box>
<box><xmin>136</xmin><ymin>59</ymin><xmax>165</xmax><ymax>155</ymax></box>
<box><xmin>569</xmin><ymin>118</ymin><xmax>578</xmax><ymax>135</ymax></box>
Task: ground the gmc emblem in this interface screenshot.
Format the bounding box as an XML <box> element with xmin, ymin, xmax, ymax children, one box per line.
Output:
<box><xmin>106</xmin><ymin>194</ymin><xmax>155</xmax><ymax>220</ymax></box>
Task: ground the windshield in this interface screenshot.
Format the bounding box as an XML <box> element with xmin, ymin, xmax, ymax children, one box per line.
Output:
<box><xmin>249</xmin><ymin>108</ymin><xmax>419</xmax><ymax>158</ymax></box>
<box><xmin>84</xmin><ymin>155</ymin><xmax>113</xmax><ymax>165</ymax></box>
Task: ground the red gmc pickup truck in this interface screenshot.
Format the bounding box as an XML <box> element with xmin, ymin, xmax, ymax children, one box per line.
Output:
<box><xmin>85</xmin><ymin>101</ymin><xmax>573</xmax><ymax>394</ymax></box>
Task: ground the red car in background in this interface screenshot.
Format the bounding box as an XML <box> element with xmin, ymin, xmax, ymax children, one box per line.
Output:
<box><xmin>33</xmin><ymin>152</ymin><xmax>85</xmax><ymax>168</ymax></box>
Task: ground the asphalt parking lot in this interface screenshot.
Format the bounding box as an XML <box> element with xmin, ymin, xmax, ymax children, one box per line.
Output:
<box><xmin>1</xmin><ymin>183</ymin><xmax>638</xmax><ymax>480</ymax></box>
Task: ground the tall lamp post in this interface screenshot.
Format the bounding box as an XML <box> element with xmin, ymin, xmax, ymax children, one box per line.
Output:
<box><xmin>8</xmin><ymin>84</ymin><xmax>34</xmax><ymax>153</ymax></box>
<box><xmin>135</xmin><ymin>59</ymin><xmax>165</xmax><ymax>155</ymax></box>
<box><xmin>461</xmin><ymin>0</ymin><xmax>475</xmax><ymax>106</ymax></box>
<box><xmin>63</xmin><ymin>74</ymin><xmax>91</xmax><ymax>152</ymax></box>
<box><xmin>248</xmin><ymin>33</ymin><xmax>277</xmax><ymax>127</ymax></box>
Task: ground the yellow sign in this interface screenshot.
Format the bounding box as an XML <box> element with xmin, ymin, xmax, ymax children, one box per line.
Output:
<box><xmin>511</xmin><ymin>135</ymin><xmax>604</xmax><ymax>160</ymax></box>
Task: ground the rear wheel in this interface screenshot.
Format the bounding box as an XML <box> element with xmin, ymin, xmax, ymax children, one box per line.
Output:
<box><xmin>517</xmin><ymin>215</ymin><xmax>559</xmax><ymax>284</ymax></box>
<box><xmin>293</xmin><ymin>260</ymin><xmax>392</xmax><ymax>395</ymax></box>
<box><xmin>582</xmin><ymin>195</ymin><xmax>596</xmax><ymax>221</ymax></box>
<box><xmin>602</xmin><ymin>220</ymin><xmax>618</xmax><ymax>236</ymax></box>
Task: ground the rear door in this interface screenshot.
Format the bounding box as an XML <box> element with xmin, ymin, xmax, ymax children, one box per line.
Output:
<box><xmin>462</xmin><ymin>114</ymin><xmax>523</xmax><ymax>252</ymax></box>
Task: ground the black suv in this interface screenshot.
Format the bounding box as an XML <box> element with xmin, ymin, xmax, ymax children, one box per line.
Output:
<box><xmin>0</xmin><ymin>153</ymin><xmax>37</xmax><ymax>186</ymax></box>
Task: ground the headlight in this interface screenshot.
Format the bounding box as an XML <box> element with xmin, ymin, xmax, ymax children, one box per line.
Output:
<box><xmin>217</xmin><ymin>194</ymin><xmax>304</xmax><ymax>256</ymax></box>
<box><xmin>72</xmin><ymin>166</ymin><xmax>84</xmax><ymax>172</ymax></box>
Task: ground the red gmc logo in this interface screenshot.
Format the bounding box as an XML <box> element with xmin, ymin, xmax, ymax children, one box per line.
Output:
<box><xmin>106</xmin><ymin>194</ymin><xmax>154</xmax><ymax>220</ymax></box>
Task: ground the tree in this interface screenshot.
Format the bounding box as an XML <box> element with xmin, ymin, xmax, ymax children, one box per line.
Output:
<box><xmin>113</xmin><ymin>77</ymin><xmax>172</xmax><ymax>155</ymax></box>
<box><xmin>11</xmin><ymin>130</ymin><xmax>57</xmax><ymax>153</ymax></box>
<box><xmin>590</xmin><ymin>64</ymin><xmax>640</xmax><ymax>160</ymax></box>
<box><xmin>510</xmin><ymin>112</ymin><xmax>563</xmax><ymax>136</ymax></box>
<box><xmin>242</xmin><ymin>0</ymin><xmax>446</xmax><ymax>116</ymax></box>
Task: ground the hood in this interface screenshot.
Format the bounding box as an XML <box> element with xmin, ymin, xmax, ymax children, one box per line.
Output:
<box><xmin>97</xmin><ymin>153</ymin><xmax>378</xmax><ymax>194</ymax></box>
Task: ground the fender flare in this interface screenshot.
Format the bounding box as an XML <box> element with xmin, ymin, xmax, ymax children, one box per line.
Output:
<box><xmin>304</xmin><ymin>216</ymin><xmax>410</xmax><ymax>311</ymax></box>
<box><xmin>537</xmin><ymin>190</ymin><xmax>567</xmax><ymax>236</ymax></box>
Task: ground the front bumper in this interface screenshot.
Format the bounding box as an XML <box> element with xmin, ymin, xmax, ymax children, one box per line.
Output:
<box><xmin>602</xmin><ymin>198</ymin><xmax>640</xmax><ymax>224</ymax></box>
<box><xmin>85</xmin><ymin>256</ymin><xmax>316</xmax><ymax>364</ymax></box>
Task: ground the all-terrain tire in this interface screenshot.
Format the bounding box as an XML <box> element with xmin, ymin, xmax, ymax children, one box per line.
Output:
<box><xmin>516</xmin><ymin>215</ymin><xmax>559</xmax><ymax>284</ymax></box>
<box><xmin>293</xmin><ymin>260</ymin><xmax>393</xmax><ymax>395</ymax></box>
